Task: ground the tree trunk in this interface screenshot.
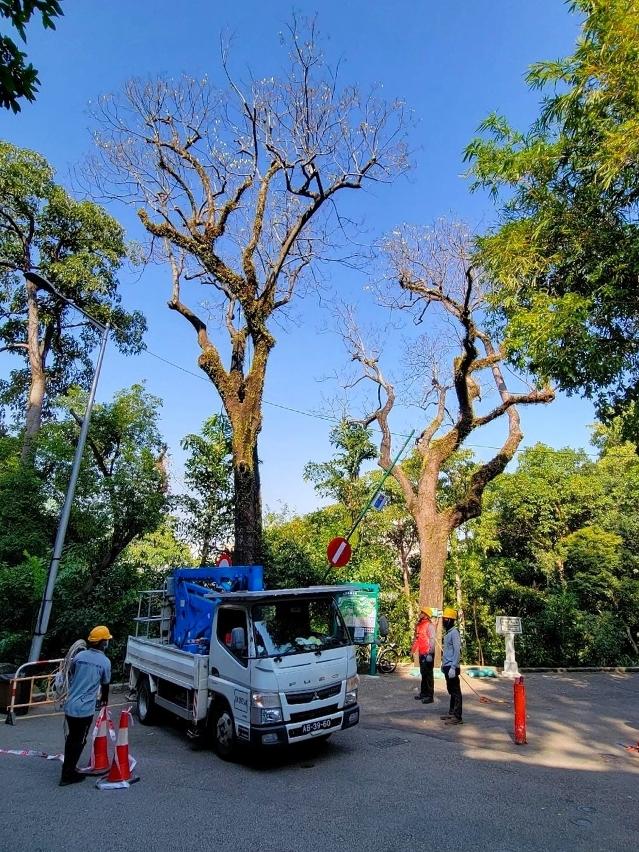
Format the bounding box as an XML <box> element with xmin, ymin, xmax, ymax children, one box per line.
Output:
<box><xmin>198</xmin><ymin>514</ymin><xmax>213</xmax><ymax>566</ymax></box>
<box><xmin>400</xmin><ymin>546</ymin><xmax>414</xmax><ymax>626</ymax></box>
<box><xmin>416</xmin><ymin>511</ymin><xmax>451</xmax><ymax>667</ymax></box>
<box><xmin>455</xmin><ymin>567</ymin><xmax>466</xmax><ymax>642</ymax></box>
<box><xmin>416</xmin><ymin>513</ymin><xmax>450</xmax><ymax>612</ymax></box>
<box><xmin>232</xmin><ymin>441</ymin><xmax>262</xmax><ymax>565</ymax></box>
<box><xmin>22</xmin><ymin>276</ymin><xmax>45</xmax><ymax>463</ymax></box>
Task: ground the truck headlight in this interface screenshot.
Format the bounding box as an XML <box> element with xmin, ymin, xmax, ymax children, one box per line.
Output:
<box><xmin>251</xmin><ymin>691</ymin><xmax>282</xmax><ymax>725</ymax></box>
<box><xmin>345</xmin><ymin>674</ymin><xmax>359</xmax><ymax>706</ymax></box>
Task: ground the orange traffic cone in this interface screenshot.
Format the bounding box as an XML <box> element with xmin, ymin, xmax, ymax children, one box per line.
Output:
<box><xmin>80</xmin><ymin>707</ymin><xmax>112</xmax><ymax>775</ymax></box>
<box><xmin>96</xmin><ymin>709</ymin><xmax>139</xmax><ymax>789</ymax></box>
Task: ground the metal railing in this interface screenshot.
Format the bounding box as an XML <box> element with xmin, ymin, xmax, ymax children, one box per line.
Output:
<box><xmin>4</xmin><ymin>658</ymin><xmax>64</xmax><ymax>725</ymax></box>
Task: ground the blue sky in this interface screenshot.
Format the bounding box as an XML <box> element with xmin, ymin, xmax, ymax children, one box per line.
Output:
<box><xmin>0</xmin><ymin>1</ymin><xmax>595</xmax><ymax>514</ymax></box>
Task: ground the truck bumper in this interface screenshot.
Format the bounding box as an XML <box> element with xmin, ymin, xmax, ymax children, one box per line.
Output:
<box><xmin>249</xmin><ymin>704</ymin><xmax>360</xmax><ymax>747</ymax></box>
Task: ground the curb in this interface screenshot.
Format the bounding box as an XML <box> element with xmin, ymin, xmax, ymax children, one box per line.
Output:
<box><xmin>519</xmin><ymin>666</ymin><xmax>639</xmax><ymax>674</ymax></box>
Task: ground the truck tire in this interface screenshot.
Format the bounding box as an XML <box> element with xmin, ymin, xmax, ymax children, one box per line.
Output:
<box><xmin>136</xmin><ymin>677</ymin><xmax>157</xmax><ymax>725</ymax></box>
<box><xmin>212</xmin><ymin>702</ymin><xmax>237</xmax><ymax>761</ymax></box>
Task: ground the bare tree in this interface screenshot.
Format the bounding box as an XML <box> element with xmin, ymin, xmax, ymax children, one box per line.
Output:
<box><xmin>342</xmin><ymin>221</ymin><xmax>554</xmax><ymax>614</ymax></box>
<box><xmin>88</xmin><ymin>18</ymin><xmax>408</xmax><ymax>563</ymax></box>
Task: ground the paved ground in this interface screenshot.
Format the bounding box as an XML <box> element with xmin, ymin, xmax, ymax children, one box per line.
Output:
<box><xmin>1</xmin><ymin>669</ymin><xmax>637</xmax><ymax>852</ymax></box>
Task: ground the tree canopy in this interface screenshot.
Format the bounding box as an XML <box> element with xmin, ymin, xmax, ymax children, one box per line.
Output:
<box><xmin>0</xmin><ymin>141</ymin><xmax>145</xmax><ymax>457</ymax></box>
<box><xmin>465</xmin><ymin>0</ymin><xmax>639</xmax><ymax>437</ymax></box>
<box><xmin>0</xmin><ymin>1</ymin><xmax>63</xmax><ymax>112</ymax></box>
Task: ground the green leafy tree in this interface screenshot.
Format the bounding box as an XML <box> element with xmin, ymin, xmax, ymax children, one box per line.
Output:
<box><xmin>0</xmin><ymin>1</ymin><xmax>63</xmax><ymax>112</ymax></box>
<box><xmin>465</xmin><ymin>0</ymin><xmax>639</xmax><ymax>437</ymax></box>
<box><xmin>177</xmin><ymin>414</ymin><xmax>233</xmax><ymax>565</ymax></box>
<box><xmin>304</xmin><ymin>420</ymin><xmax>377</xmax><ymax>526</ymax></box>
<box><xmin>124</xmin><ymin>517</ymin><xmax>194</xmax><ymax>572</ymax></box>
<box><xmin>0</xmin><ymin>141</ymin><xmax>145</xmax><ymax>460</ymax></box>
<box><xmin>0</xmin><ymin>384</ymin><xmax>171</xmax><ymax>662</ymax></box>
<box><xmin>464</xmin><ymin>439</ymin><xmax>639</xmax><ymax>666</ymax></box>
<box><xmin>38</xmin><ymin>384</ymin><xmax>169</xmax><ymax>586</ymax></box>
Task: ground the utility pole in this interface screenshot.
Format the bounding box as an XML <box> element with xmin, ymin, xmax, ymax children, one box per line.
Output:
<box><xmin>25</xmin><ymin>272</ymin><xmax>110</xmax><ymax>663</ymax></box>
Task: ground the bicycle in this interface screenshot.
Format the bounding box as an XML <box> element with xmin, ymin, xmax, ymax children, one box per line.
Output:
<box><xmin>355</xmin><ymin>640</ymin><xmax>400</xmax><ymax>674</ymax></box>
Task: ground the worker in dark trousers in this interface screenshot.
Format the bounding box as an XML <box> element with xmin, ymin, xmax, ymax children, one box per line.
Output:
<box><xmin>411</xmin><ymin>608</ymin><xmax>436</xmax><ymax>704</ymax></box>
<box><xmin>60</xmin><ymin>625</ymin><xmax>112</xmax><ymax>786</ymax></box>
<box><xmin>440</xmin><ymin>607</ymin><xmax>462</xmax><ymax>725</ymax></box>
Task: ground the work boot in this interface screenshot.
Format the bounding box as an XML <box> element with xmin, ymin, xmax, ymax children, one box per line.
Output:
<box><xmin>59</xmin><ymin>772</ymin><xmax>87</xmax><ymax>787</ymax></box>
<box><xmin>414</xmin><ymin>694</ymin><xmax>425</xmax><ymax>700</ymax></box>
<box><xmin>421</xmin><ymin>698</ymin><xmax>434</xmax><ymax>704</ymax></box>
<box><xmin>440</xmin><ymin>713</ymin><xmax>452</xmax><ymax>720</ymax></box>
<box><xmin>445</xmin><ymin>717</ymin><xmax>463</xmax><ymax>725</ymax></box>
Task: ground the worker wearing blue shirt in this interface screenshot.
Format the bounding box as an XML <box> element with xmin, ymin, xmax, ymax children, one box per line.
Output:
<box><xmin>60</xmin><ymin>625</ymin><xmax>112</xmax><ymax>786</ymax></box>
<box><xmin>441</xmin><ymin>608</ymin><xmax>462</xmax><ymax>725</ymax></box>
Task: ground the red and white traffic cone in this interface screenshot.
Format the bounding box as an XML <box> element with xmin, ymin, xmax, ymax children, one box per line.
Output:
<box><xmin>79</xmin><ymin>707</ymin><xmax>112</xmax><ymax>775</ymax></box>
<box><xmin>96</xmin><ymin>709</ymin><xmax>139</xmax><ymax>790</ymax></box>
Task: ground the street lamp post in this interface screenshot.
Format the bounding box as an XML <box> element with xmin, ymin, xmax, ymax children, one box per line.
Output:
<box><xmin>25</xmin><ymin>272</ymin><xmax>110</xmax><ymax>663</ymax></box>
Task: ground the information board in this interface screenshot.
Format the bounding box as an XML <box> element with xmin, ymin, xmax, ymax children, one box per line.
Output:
<box><xmin>495</xmin><ymin>616</ymin><xmax>522</xmax><ymax>635</ymax></box>
<box><xmin>337</xmin><ymin>583</ymin><xmax>380</xmax><ymax>645</ymax></box>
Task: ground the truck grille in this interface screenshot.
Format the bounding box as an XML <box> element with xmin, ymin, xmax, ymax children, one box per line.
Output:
<box><xmin>289</xmin><ymin>704</ymin><xmax>339</xmax><ymax>723</ymax></box>
<box><xmin>285</xmin><ymin>683</ymin><xmax>341</xmax><ymax>705</ymax></box>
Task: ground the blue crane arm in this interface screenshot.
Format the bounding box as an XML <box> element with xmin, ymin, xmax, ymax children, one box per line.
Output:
<box><xmin>170</xmin><ymin>566</ymin><xmax>264</xmax><ymax>650</ymax></box>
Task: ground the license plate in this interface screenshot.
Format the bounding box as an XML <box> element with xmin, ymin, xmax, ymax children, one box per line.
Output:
<box><xmin>301</xmin><ymin>718</ymin><xmax>335</xmax><ymax>735</ymax></box>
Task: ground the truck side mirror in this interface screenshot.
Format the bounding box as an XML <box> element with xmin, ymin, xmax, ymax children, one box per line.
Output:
<box><xmin>230</xmin><ymin>627</ymin><xmax>247</xmax><ymax>653</ymax></box>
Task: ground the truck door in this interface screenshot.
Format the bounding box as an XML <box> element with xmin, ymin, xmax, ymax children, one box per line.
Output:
<box><xmin>210</xmin><ymin>606</ymin><xmax>251</xmax><ymax>737</ymax></box>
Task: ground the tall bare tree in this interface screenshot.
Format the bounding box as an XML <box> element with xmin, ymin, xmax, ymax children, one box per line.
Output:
<box><xmin>342</xmin><ymin>221</ymin><xmax>554</xmax><ymax>612</ymax></box>
<box><xmin>89</xmin><ymin>19</ymin><xmax>408</xmax><ymax>563</ymax></box>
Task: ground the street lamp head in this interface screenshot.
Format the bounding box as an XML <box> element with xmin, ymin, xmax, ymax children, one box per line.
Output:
<box><xmin>24</xmin><ymin>270</ymin><xmax>56</xmax><ymax>293</ymax></box>
<box><xmin>24</xmin><ymin>270</ymin><xmax>107</xmax><ymax>332</ymax></box>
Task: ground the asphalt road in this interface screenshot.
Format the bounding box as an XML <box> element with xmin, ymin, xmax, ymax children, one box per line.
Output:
<box><xmin>1</xmin><ymin>670</ymin><xmax>637</xmax><ymax>852</ymax></box>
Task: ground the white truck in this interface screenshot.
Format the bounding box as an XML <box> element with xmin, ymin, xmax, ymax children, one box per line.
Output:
<box><xmin>125</xmin><ymin>567</ymin><xmax>360</xmax><ymax>759</ymax></box>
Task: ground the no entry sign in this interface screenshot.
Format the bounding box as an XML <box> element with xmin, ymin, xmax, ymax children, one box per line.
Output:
<box><xmin>326</xmin><ymin>536</ymin><xmax>352</xmax><ymax>567</ymax></box>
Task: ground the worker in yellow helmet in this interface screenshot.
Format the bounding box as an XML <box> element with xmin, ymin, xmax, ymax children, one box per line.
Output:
<box><xmin>440</xmin><ymin>607</ymin><xmax>462</xmax><ymax>725</ymax></box>
<box><xmin>59</xmin><ymin>625</ymin><xmax>112</xmax><ymax>786</ymax></box>
<box><xmin>411</xmin><ymin>607</ymin><xmax>437</xmax><ymax>704</ymax></box>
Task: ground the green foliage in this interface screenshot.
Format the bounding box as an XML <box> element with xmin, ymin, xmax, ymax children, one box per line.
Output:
<box><xmin>124</xmin><ymin>517</ymin><xmax>194</xmax><ymax>572</ymax></box>
<box><xmin>176</xmin><ymin>414</ymin><xmax>233</xmax><ymax>564</ymax></box>
<box><xmin>0</xmin><ymin>141</ymin><xmax>145</xmax><ymax>427</ymax></box>
<box><xmin>303</xmin><ymin>421</ymin><xmax>377</xmax><ymax>522</ymax></box>
<box><xmin>0</xmin><ymin>434</ymin><xmax>51</xmax><ymax>562</ymax></box>
<box><xmin>37</xmin><ymin>384</ymin><xmax>169</xmax><ymax>575</ymax></box>
<box><xmin>0</xmin><ymin>1</ymin><xmax>63</xmax><ymax>112</ymax></box>
<box><xmin>465</xmin><ymin>0</ymin><xmax>639</xmax><ymax>435</ymax></box>
<box><xmin>0</xmin><ymin>384</ymin><xmax>171</xmax><ymax>664</ymax></box>
<box><xmin>0</xmin><ymin>554</ymin><xmax>45</xmax><ymax>659</ymax></box>
<box><xmin>454</xmin><ymin>440</ymin><xmax>639</xmax><ymax>667</ymax></box>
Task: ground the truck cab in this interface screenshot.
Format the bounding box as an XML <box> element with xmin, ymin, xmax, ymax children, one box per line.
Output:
<box><xmin>126</xmin><ymin>570</ymin><xmax>359</xmax><ymax>759</ymax></box>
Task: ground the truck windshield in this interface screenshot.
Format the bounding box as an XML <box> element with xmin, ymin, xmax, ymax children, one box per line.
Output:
<box><xmin>252</xmin><ymin>598</ymin><xmax>349</xmax><ymax>658</ymax></box>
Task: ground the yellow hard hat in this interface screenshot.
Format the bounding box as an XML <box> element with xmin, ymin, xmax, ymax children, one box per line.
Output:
<box><xmin>88</xmin><ymin>625</ymin><xmax>113</xmax><ymax>642</ymax></box>
<box><xmin>420</xmin><ymin>607</ymin><xmax>434</xmax><ymax>617</ymax></box>
<box><xmin>442</xmin><ymin>607</ymin><xmax>457</xmax><ymax>620</ymax></box>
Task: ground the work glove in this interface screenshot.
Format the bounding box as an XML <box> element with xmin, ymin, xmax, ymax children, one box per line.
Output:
<box><xmin>426</xmin><ymin>654</ymin><xmax>433</xmax><ymax>663</ymax></box>
<box><xmin>447</xmin><ymin>668</ymin><xmax>457</xmax><ymax>680</ymax></box>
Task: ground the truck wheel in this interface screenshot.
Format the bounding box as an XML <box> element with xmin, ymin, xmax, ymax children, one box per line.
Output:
<box><xmin>136</xmin><ymin>677</ymin><xmax>157</xmax><ymax>725</ymax></box>
<box><xmin>212</xmin><ymin>703</ymin><xmax>237</xmax><ymax>760</ymax></box>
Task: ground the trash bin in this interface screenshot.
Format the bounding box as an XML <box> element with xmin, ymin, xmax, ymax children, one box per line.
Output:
<box><xmin>0</xmin><ymin>672</ymin><xmax>13</xmax><ymax>714</ymax></box>
<box><xmin>0</xmin><ymin>668</ymin><xmax>32</xmax><ymax>717</ymax></box>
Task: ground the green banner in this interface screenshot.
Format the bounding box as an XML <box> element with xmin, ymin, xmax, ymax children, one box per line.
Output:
<box><xmin>337</xmin><ymin>583</ymin><xmax>380</xmax><ymax>645</ymax></box>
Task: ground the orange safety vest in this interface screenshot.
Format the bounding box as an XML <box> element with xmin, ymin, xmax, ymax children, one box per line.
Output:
<box><xmin>411</xmin><ymin>618</ymin><xmax>435</xmax><ymax>656</ymax></box>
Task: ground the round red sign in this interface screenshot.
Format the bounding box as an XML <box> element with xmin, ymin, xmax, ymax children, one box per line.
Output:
<box><xmin>326</xmin><ymin>536</ymin><xmax>352</xmax><ymax>568</ymax></box>
<box><xmin>215</xmin><ymin>551</ymin><xmax>232</xmax><ymax>568</ymax></box>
